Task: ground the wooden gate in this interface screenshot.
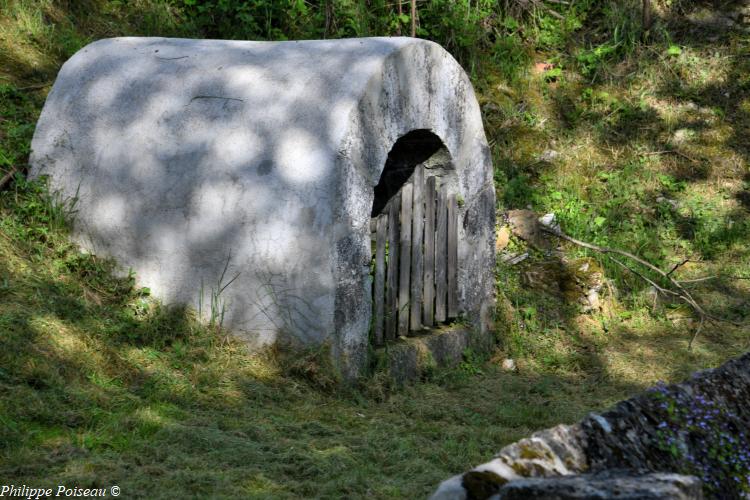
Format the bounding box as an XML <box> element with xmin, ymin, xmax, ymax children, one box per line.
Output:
<box><xmin>371</xmin><ymin>165</ymin><xmax>458</xmax><ymax>346</ymax></box>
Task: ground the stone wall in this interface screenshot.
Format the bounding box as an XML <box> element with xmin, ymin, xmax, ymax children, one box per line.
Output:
<box><xmin>431</xmin><ymin>352</ymin><xmax>750</xmax><ymax>499</ymax></box>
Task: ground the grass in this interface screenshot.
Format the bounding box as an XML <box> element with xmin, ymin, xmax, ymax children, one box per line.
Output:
<box><xmin>1</xmin><ymin>0</ymin><xmax>749</xmax><ymax>497</ymax></box>
<box><xmin>0</xmin><ymin>177</ymin><xmax>634</xmax><ymax>497</ymax></box>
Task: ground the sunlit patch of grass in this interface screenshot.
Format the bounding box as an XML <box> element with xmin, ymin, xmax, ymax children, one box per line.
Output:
<box><xmin>484</xmin><ymin>6</ymin><xmax>750</xmax><ymax>440</ymax></box>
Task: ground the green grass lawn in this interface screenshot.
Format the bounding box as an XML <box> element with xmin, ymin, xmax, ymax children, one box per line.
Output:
<box><xmin>1</xmin><ymin>1</ymin><xmax>749</xmax><ymax>498</ymax></box>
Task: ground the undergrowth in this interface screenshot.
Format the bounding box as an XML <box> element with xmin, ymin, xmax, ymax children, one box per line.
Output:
<box><xmin>1</xmin><ymin>0</ymin><xmax>749</xmax><ymax>497</ymax></box>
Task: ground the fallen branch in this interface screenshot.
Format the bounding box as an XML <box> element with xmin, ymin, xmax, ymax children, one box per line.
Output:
<box><xmin>679</xmin><ymin>274</ymin><xmax>750</xmax><ymax>284</ymax></box>
<box><xmin>17</xmin><ymin>82</ymin><xmax>52</xmax><ymax>91</ymax></box>
<box><xmin>0</xmin><ymin>167</ymin><xmax>18</xmax><ymax>191</ymax></box>
<box><xmin>667</xmin><ymin>258</ymin><xmax>693</xmax><ymax>277</ymax></box>
<box><xmin>689</xmin><ymin>317</ymin><xmax>705</xmax><ymax>350</ymax></box>
<box><xmin>540</xmin><ymin>224</ymin><xmax>746</xmax><ymax>346</ymax></box>
<box><xmin>644</xmin><ymin>150</ymin><xmax>699</xmax><ymax>163</ymax></box>
<box><xmin>678</xmin><ymin>276</ymin><xmax>717</xmax><ymax>284</ymax></box>
<box><xmin>608</xmin><ymin>256</ymin><xmax>676</xmax><ymax>299</ymax></box>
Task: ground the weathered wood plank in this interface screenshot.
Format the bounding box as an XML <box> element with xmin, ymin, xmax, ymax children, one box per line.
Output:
<box><xmin>410</xmin><ymin>166</ymin><xmax>424</xmax><ymax>332</ymax></box>
<box><xmin>398</xmin><ymin>183</ymin><xmax>413</xmax><ymax>336</ymax></box>
<box><xmin>435</xmin><ymin>184</ymin><xmax>447</xmax><ymax>323</ymax></box>
<box><xmin>447</xmin><ymin>194</ymin><xmax>458</xmax><ymax>318</ymax></box>
<box><xmin>422</xmin><ymin>176</ymin><xmax>436</xmax><ymax>327</ymax></box>
<box><xmin>373</xmin><ymin>214</ymin><xmax>387</xmax><ymax>345</ymax></box>
<box><xmin>385</xmin><ymin>197</ymin><xmax>400</xmax><ymax>341</ymax></box>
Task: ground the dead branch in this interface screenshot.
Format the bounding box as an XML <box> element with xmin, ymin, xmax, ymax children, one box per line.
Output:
<box><xmin>689</xmin><ymin>317</ymin><xmax>705</xmax><ymax>350</ymax></box>
<box><xmin>17</xmin><ymin>82</ymin><xmax>52</xmax><ymax>91</ymax></box>
<box><xmin>540</xmin><ymin>224</ymin><xmax>746</xmax><ymax>346</ymax></box>
<box><xmin>0</xmin><ymin>167</ymin><xmax>18</xmax><ymax>191</ymax></box>
<box><xmin>644</xmin><ymin>150</ymin><xmax>699</xmax><ymax>163</ymax></box>
<box><xmin>678</xmin><ymin>276</ymin><xmax>717</xmax><ymax>284</ymax></box>
<box><xmin>642</xmin><ymin>0</ymin><xmax>652</xmax><ymax>35</ymax></box>
<box><xmin>608</xmin><ymin>256</ymin><xmax>676</xmax><ymax>298</ymax></box>
<box><xmin>667</xmin><ymin>258</ymin><xmax>692</xmax><ymax>277</ymax></box>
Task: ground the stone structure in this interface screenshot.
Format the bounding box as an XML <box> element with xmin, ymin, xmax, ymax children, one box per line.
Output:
<box><xmin>29</xmin><ymin>37</ymin><xmax>496</xmax><ymax>377</ymax></box>
<box><xmin>431</xmin><ymin>352</ymin><xmax>750</xmax><ymax>499</ymax></box>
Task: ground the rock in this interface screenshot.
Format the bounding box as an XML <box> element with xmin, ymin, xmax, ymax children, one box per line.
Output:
<box><xmin>498</xmin><ymin>471</ymin><xmax>703</xmax><ymax>500</ymax></box>
<box><xmin>671</xmin><ymin>128</ymin><xmax>693</xmax><ymax>146</ymax></box>
<box><xmin>656</xmin><ymin>196</ymin><xmax>680</xmax><ymax>209</ymax></box>
<box><xmin>496</xmin><ymin>226</ymin><xmax>511</xmax><ymax>252</ymax></box>
<box><xmin>431</xmin><ymin>352</ymin><xmax>750</xmax><ymax>499</ymax></box>
<box><xmin>538</xmin><ymin>150</ymin><xmax>560</xmax><ymax>163</ymax></box>
<box><xmin>585</xmin><ymin>289</ymin><xmax>600</xmax><ymax>311</ymax></box>
<box><xmin>507</xmin><ymin>210</ymin><xmax>551</xmax><ymax>250</ymax></box>
<box><xmin>430</xmin><ymin>475</ymin><xmax>467</xmax><ymax>500</ymax></box>
<box><xmin>538</xmin><ymin>213</ymin><xmax>560</xmax><ymax>231</ymax></box>
<box><xmin>501</xmin><ymin>252</ymin><xmax>529</xmax><ymax>266</ymax></box>
<box><xmin>520</xmin><ymin>257</ymin><xmax>603</xmax><ymax>311</ymax></box>
<box><xmin>501</xmin><ymin>359</ymin><xmax>516</xmax><ymax>371</ymax></box>
<box><xmin>570</xmin><ymin>258</ymin><xmax>603</xmax><ymax>312</ymax></box>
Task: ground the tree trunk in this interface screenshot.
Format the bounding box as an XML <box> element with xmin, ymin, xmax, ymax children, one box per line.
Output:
<box><xmin>324</xmin><ymin>0</ymin><xmax>333</xmax><ymax>38</ymax></box>
<box><xmin>411</xmin><ymin>0</ymin><xmax>416</xmax><ymax>37</ymax></box>
<box><xmin>642</xmin><ymin>0</ymin><xmax>652</xmax><ymax>35</ymax></box>
<box><xmin>396</xmin><ymin>0</ymin><xmax>402</xmax><ymax>36</ymax></box>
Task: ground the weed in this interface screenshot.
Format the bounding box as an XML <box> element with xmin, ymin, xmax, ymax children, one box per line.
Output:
<box><xmin>459</xmin><ymin>348</ymin><xmax>485</xmax><ymax>376</ymax></box>
<box><xmin>198</xmin><ymin>252</ymin><xmax>240</xmax><ymax>334</ymax></box>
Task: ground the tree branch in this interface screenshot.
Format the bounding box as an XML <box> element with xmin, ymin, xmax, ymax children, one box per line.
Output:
<box><xmin>540</xmin><ymin>224</ymin><xmax>747</xmax><ymax>347</ymax></box>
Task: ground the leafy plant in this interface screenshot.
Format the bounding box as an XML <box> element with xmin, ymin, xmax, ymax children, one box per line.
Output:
<box><xmin>667</xmin><ymin>44</ymin><xmax>682</xmax><ymax>56</ymax></box>
<box><xmin>459</xmin><ymin>348</ymin><xmax>485</xmax><ymax>376</ymax></box>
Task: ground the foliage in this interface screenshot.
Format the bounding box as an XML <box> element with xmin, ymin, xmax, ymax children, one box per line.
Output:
<box><xmin>0</xmin><ymin>84</ymin><xmax>39</xmax><ymax>173</ymax></box>
<box><xmin>651</xmin><ymin>383</ymin><xmax>750</xmax><ymax>496</ymax></box>
<box><xmin>458</xmin><ymin>348</ymin><xmax>485</xmax><ymax>376</ymax></box>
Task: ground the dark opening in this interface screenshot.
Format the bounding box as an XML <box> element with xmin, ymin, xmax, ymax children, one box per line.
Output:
<box><xmin>371</xmin><ymin>129</ymin><xmax>447</xmax><ymax>217</ymax></box>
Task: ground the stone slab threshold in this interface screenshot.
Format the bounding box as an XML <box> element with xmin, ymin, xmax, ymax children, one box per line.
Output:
<box><xmin>373</xmin><ymin>324</ymin><xmax>493</xmax><ymax>383</ymax></box>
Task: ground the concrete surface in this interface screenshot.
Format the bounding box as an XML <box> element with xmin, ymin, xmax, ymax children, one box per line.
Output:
<box><xmin>30</xmin><ymin>36</ymin><xmax>495</xmax><ymax>377</ymax></box>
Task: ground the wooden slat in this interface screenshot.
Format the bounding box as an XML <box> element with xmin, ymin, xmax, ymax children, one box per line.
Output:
<box><xmin>398</xmin><ymin>183</ymin><xmax>413</xmax><ymax>336</ymax></box>
<box><xmin>373</xmin><ymin>214</ymin><xmax>387</xmax><ymax>345</ymax></box>
<box><xmin>409</xmin><ymin>166</ymin><xmax>424</xmax><ymax>332</ymax></box>
<box><xmin>435</xmin><ymin>184</ymin><xmax>448</xmax><ymax>323</ymax></box>
<box><xmin>447</xmin><ymin>194</ymin><xmax>459</xmax><ymax>318</ymax></box>
<box><xmin>422</xmin><ymin>176</ymin><xmax>436</xmax><ymax>327</ymax></box>
<box><xmin>385</xmin><ymin>197</ymin><xmax>400</xmax><ymax>341</ymax></box>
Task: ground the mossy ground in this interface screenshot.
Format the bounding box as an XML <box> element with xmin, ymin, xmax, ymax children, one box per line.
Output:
<box><xmin>1</xmin><ymin>1</ymin><xmax>749</xmax><ymax>498</ymax></box>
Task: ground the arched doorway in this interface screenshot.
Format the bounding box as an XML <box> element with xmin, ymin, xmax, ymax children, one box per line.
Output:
<box><xmin>370</xmin><ymin>130</ymin><xmax>460</xmax><ymax>345</ymax></box>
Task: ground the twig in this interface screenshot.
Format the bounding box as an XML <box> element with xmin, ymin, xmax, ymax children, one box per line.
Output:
<box><xmin>644</xmin><ymin>150</ymin><xmax>699</xmax><ymax>163</ymax></box>
<box><xmin>608</xmin><ymin>256</ymin><xmax>678</xmax><ymax>298</ymax></box>
<box><xmin>689</xmin><ymin>317</ymin><xmax>704</xmax><ymax>350</ymax></box>
<box><xmin>667</xmin><ymin>258</ymin><xmax>692</xmax><ymax>277</ymax></box>
<box><xmin>17</xmin><ymin>82</ymin><xmax>52</xmax><ymax>91</ymax></box>
<box><xmin>542</xmin><ymin>6</ymin><xmax>564</xmax><ymax>19</ymax></box>
<box><xmin>0</xmin><ymin>167</ymin><xmax>18</xmax><ymax>191</ymax></box>
<box><xmin>678</xmin><ymin>276</ymin><xmax>717</xmax><ymax>284</ymax></box>
<box><xmin>679</xmin><ymin>273</ymin><xmax>750</xmax><ymax>283</ymax></box>
<box><xmin>541</xmin><ymin>225</ymin><xmax>746</xmax><ymax>334</ymax></box>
